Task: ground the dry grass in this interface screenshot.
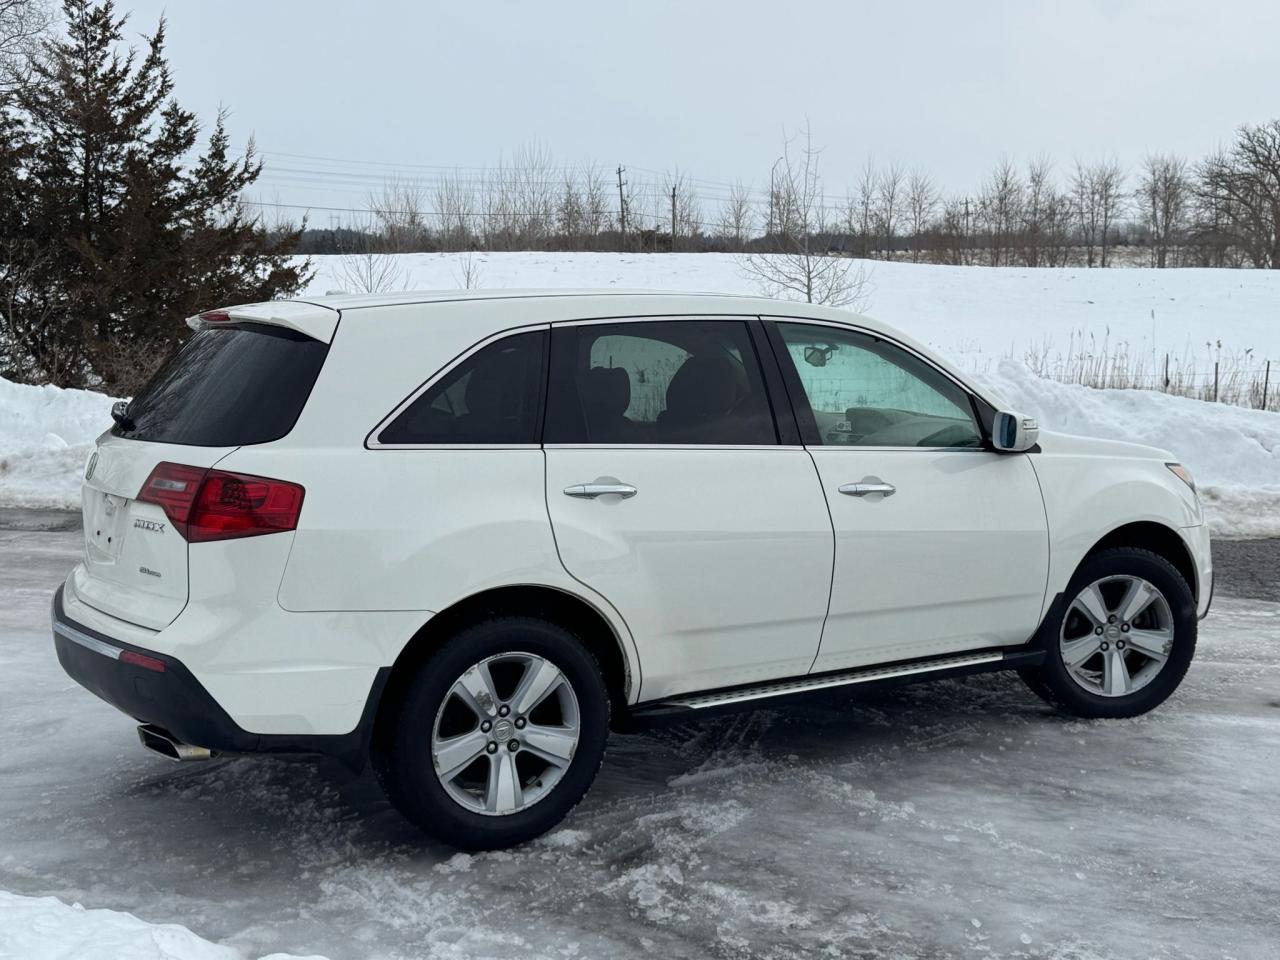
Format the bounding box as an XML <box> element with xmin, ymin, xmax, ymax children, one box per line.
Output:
<box><xmin>1011</xmin><ymin>329</ymin><xmax>1277</xmax><ymax>411</ymax></box>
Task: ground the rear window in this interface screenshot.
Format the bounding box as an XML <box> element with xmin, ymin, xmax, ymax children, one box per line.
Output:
<box><xmin>113</xmin><ymin>323</ymin><xmax>329</xmax><ymax>446</ymax></box>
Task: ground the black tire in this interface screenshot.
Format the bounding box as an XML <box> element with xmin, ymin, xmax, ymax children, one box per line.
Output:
<box><xmin>373</xmin><ymin>617</ymin><xmax>610</xmax><ymax>850</ymax></box>
<box><xmin>1018</xmin><ymin>547</ymin><xmax>1196</xmax><ymax>719</ymax></box>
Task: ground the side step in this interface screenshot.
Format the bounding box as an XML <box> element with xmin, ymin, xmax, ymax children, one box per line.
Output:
<box><xmin>634</xmin><ymin>650</ymin><xmax>1011</xmax><ymax>716</ymax></box>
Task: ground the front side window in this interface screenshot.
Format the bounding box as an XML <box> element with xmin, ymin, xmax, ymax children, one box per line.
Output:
<box><xmin>777</xmin><ymin>323</ymin><xmax>981</xmax><ymax>448</ymax></box>
<box><xmin>378</xmin><ymin>329</ymin><xmax>546</xmax><ymax>444</ymax></box>
<box><xmin>545</xmin><ymin>320</ymin><xmax>776</xmax><ymax>445</ymax></box>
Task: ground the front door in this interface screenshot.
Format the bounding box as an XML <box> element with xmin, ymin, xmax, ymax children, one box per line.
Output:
<box><xmin>542</xmin><ymin>317</ymin><xmax>834</xmax><ymax>702</ymax></box>
<box><xmin>769</xmin><ymin>319</ymin><xmax>1050</xmax><ymax>673</ymax></box>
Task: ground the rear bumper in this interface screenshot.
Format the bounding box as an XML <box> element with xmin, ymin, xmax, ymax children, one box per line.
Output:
<box><xmin>51</xmin><ymin>585</ymin><xmax>386</xmax><ymax>771</ymax></box>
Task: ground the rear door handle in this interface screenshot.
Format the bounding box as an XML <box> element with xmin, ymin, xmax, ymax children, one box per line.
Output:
<box><xmin>838</xmin><ymin>481</ymin><xmax>896</xmax><ymax>497</ymax></box>
<box><xmin>564</xmin><ymin>482</ymin><xmax>638</xmax><ymax>500</ymax></box>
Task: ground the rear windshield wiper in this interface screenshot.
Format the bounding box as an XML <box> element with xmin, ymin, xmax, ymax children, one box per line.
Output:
<box><xmin>111</xmin><ymin>399</ymin><xmax>135</xmax><ymax>431</ymax></box>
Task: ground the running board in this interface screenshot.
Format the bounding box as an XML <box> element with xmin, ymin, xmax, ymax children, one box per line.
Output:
<box><xmin>633</xmin><ymin>650</ymin><xmax>1012</xmax><ymax>716</ymax></box>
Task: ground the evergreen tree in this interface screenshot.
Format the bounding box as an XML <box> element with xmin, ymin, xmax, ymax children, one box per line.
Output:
<box><xmin>0</xmin><ymin>0</ymin><xmax>309</xmax><ymax>390</ymax></box>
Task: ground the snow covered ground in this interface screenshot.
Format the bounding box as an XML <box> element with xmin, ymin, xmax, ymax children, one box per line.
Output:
<box><xmin>2</xmin><ymin>526</ymin><xmax>1278</xmax><ymax>959</ymax></box>
<box><xmin>305</xmin><ymin>254</ymin><xmax>1280</xmax><ymax>366</ymax></box>
<box><xmin>3</xmin><ymin>256</ymin><xmax>1276</xmax><ymax>534</ymax></box>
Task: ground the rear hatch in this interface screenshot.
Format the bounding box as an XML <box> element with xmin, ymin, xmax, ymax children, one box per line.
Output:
<box><xmin>76</xmin><ymin>317</ymin><xmax>331</xmax><ymax>630</ymax></box>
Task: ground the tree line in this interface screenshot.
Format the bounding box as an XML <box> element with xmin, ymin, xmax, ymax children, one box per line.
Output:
<box><xmin>303</xmin><ymin>125</ymin><xmax>1280</xmax><ymax>272</ymax></box>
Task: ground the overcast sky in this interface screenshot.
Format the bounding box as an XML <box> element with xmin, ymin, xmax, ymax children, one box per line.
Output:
<box><xmin>115</xmin><ymin>0</ymin><xmax>1280</xmax><ymax>222</ymax></box>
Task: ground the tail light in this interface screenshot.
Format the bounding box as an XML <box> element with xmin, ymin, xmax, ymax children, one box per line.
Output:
<box><xmin>138</xmin><ymin>462</ymin><xmax>304</xmax><ymax>542</ymax></box>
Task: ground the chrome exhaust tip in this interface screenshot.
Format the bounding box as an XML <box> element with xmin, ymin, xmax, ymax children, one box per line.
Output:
<box><xmin>137</xmin><ymin>724</ymin><xmax>216</xmax><ymax>762</ymax></box>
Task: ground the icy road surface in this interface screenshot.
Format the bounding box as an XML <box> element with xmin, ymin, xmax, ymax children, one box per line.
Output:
<box><xmin>2</xmin><ymin>523</ymin><xmax>1278</xmax><ymax>960</ymax></box>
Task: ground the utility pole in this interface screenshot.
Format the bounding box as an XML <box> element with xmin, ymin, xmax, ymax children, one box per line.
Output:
<box><xmin>670</xmin><ymin>182</ymin><xmax>678</xmax><ymax>253</ymax></box>
<box><xmin>616</xmin><ymin>165</ymin><xmax>628</xmax><ymax>252</ymax></box>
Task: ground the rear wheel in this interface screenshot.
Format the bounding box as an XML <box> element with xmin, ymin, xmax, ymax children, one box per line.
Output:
<box><xmin>374</xmin><ymin>617</ymin><xmax>609</xmax><ymax>849</ymax></box>
<box><xmin>1019</xmin><ymin>547</ymin><xmax>1196</xmax><ymax>719</ymax></box>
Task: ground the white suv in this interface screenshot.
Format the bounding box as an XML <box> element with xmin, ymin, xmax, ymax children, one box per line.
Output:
<box><xmin>53</xmin><ymin>291</ymin><xmax>1212</xmax><ymax>849</ymax></box>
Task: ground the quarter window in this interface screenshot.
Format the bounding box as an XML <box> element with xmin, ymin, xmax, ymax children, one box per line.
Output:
<box><xmin>777</xmin><ymin>323</ymin><xmax>981</xmax><ymax>448</ymax></box>
<box><xmin>545</xmin><ymin>320</ymin><xmax>776</xmax><ymax>445</ymax></box>
<box><xmin>378</xmin><ymin>329</ymin><xmax>546</xmax><ymax>445</ymax></box>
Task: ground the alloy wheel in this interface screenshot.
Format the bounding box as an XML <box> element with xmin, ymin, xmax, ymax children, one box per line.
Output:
<box><xmin>1059</xmin><ymin>575</ymin><xmax>1175</xmax><ymax>698</ymax></box>
<box><xmin>431</xmin><ymin>652</ymin><xmax>581</xmax><ymax>816</ymax></box>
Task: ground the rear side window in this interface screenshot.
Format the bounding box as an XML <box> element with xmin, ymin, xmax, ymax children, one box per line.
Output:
<box><xmin>378</xmin><ymin>329</ymin><xmax>547</xmax><ymax>445</ymax></box>
<box><xmin>114</xmin><ymin>323</ymin><xmax>329</xmax><ymax>447</ymax></box>
<box><xmin>544</xmin><ymin>320</ymin><xmax>777</xmax><ymax>445</ymax></box>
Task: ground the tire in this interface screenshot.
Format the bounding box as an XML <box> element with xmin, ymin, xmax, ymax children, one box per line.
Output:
<box><xmin>373</xmin><ymin>617</ymin><xmax>610</xmax><ymax>850</ymax></box>
<box><xmin>1018</xmin><ymin>547</ymin><xmax>1196</xmax><ymax>719</ymax></box>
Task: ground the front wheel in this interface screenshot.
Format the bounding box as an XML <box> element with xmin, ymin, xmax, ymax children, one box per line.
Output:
<box><xmin>374</xmin><ymin>617</ymin><xmax>610</xmax><ymax>850</ymax></box>
<box><xmin>1019</xmin><ymin>547</ymin><xmax>1197</xmax><ymax>719</ymax></box>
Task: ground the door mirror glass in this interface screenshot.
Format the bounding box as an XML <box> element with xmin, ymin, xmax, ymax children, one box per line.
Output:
<box><xmin>991</xmin><ymin>410</ymin><xmax>1039</xmax><ymax>452</ymax></box>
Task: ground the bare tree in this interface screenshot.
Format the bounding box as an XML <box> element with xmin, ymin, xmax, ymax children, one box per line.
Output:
<box><xmin>0</xmin><ymin>0</ymin><xmax>50</xmax><ymax>92</ymax></box>
<box><xmin>1020</xmin><ymin>155</ymin><xmax>1053</xmax><ymax>267</ymax></box>
<box><xmin>717</xmin><ymin>179</ymin><xmax>755</xmax><ymax>249</ymax></box>
<box><xmin>1194</xmin><ymin>120</ymin><xmax>1280</xmax><ymax>269</ymax></box>
<box><xmin>874</xmin><ymin>163</ymin><xmax>905</xmax><ymax>260</ymax></box>
<box><xmin>557</xmin><ymin>169</ymin><xmax>586</xmax><ymax>249</ymax></box>
<box><xmin>334</xmin><ymin>221</ymin><xmax>405</xmax><ymax>294</ymax></box>
<box><xmin>978</xmin><ymin>158</ymin><xmax>1023</xmax><ymax>266</ymax></box>
<box><xmin>742</xmin><ymin>124</ymin><xmax>869</xmax><ymax>308</ymax></box>
<box><xmin>929</xmin><ymin>197</ymin><xmax>973</xmax><ymax>266</ymax></box>
<box><xmin>663</xmin><ymin>169</ymin><xmax>701</xmax><ymax>251</ymax></box>
<box><xmin>1138</xmin><ymin>153</ymin><xmax>1188</xmax><ymax>267</ymax></box>
<box><xmin>854</xmin><ymin>158</ymin><xmax>877</xmax><ymax>257</ymax></box>
<box><xmin>1071</xmin><ymin>160</ymin><xmax>1102</xmax><ymax>267</ymax></box>
<box><xmin>1096</xmin><ymin>159</ymin><xmax>1126</xmax><ymax>266</ymax></box>
<box><xmin>905</xmin><ymin>169</ymin><xmax>936</xmax><ymax>262</ymax></box>
<box><xmin>368</xmin><ymin>174</ymin><xmax>427</xmax><ymax>252</ymax></box>
<box><xmin>452</xmin><ymin>250</ymin><xmax>483</xmax><ymax>289</ymax></box>
<box><xmin>581</xmin><ymin>162</ymin><xmax>610</xmax><ymax>248</ymax></box>
<box><xmin>1041</xmin><ymin>187</ymin><xmax>1074</xmax><ymax>267</ymax></box>
<box><xmin>434</xmin><ymin>171</ymin><xmax>476</xmax><ymax>251</ymax></box>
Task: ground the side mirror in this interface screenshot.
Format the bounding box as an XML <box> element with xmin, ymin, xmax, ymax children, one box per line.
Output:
<box><xmin>991</xmin><ymin>410</ymin><xmax>1039</xmax><ymax>453</ymax></box>
<box><xmin>803</xmin><ymin>345</ymin><xmax>836</xmax><ymax>368</ymax></box>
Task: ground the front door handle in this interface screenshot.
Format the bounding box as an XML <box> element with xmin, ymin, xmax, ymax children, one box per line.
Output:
<box><xmin>838</xmin><ymin>480</ymin><xmax>896</xmax><ymax>498</ymax></box>
<box><xmin>564</xmin><ymin>482</ymin><xmax>638</xmax><ymax>500</ymax></box>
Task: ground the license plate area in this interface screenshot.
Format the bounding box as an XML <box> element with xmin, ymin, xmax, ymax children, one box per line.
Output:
<box><xmin>85</xmin><ymin>492</ymin><xmax>130</xmax><ymax>562</ymax></box>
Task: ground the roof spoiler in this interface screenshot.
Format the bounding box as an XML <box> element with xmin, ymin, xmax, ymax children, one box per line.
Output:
<box><xmin>184</xmin><ymin>300</ymin><xmax>339</xmax><ymax>343</ymax></box>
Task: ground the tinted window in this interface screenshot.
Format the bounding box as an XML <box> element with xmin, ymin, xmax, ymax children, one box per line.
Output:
<box><xmin>379</xmin><ymin>330</ymin><xmax>546</xmax><ymax>444</ymax></box>
<box><xmin>778</xmin><ymin>323</ymin><xmax>981</xmax><ymax>448</ymax></box>
<box><xmin>545</xmin><ymin>320</ymin><xmax>776</xmax><ymax>445</ymax></box>
<box><xmin>114</xmin><ymin>323</ymin><xmax>329</xmax><ymax>447</ymax></box>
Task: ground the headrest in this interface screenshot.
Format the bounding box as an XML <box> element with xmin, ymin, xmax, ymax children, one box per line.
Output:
<box><xmin>582</xmin><ymin>366</ymin><xmax>631</xmax><ymax>418</ymax></box>
<box><xmin>665</xmin><ymin>356</ymin><xmax>738</xmax><ymax>418</ymax></box>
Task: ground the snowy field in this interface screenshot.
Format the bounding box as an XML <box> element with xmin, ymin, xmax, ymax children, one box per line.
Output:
<box><xmin>2</xmin><ymin>525</ymin><xmax>1279</xmax><ymax>959</ymax></box>
<box><xmin>3</xmin><ymin>255</ymin><xmax>1278</xmax><ymax>535</ymax></box>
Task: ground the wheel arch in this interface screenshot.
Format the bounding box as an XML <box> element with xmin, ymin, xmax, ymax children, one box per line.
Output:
<box><xmin>1083</xmin><ymin>521</ymin><xmax>1199</xmax><ymax>600</ymax></box>
<box><xmin>371</xmin><ymin>584</ymin><xmax>635</xmax><ymax>750</ymax></box>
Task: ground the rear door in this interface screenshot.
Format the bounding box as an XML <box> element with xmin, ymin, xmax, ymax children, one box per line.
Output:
<box><xmin>542</xmin><ymin>317</ymin><xmax>834</xmax><ymax>702</ymax></box>
<box><xmin>767</xmin><ymin>319</ymin><xmax>1049</xmax><ymax>672</ymax></box>
<box><xmin>74</xmin><ymin>321</ymin><xmax>329</xmax><ymax>629</ymax></box>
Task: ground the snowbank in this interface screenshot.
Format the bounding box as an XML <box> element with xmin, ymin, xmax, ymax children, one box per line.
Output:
<box><xmin>0</xmin><ymin>891</ymin><xmax>326</xmax><ymax>960</ymax></box>
<box><xmin>981</xmin><ymin>360</ymin><xmax>1280</xmax><ymax>538</ymax></box>
<box><xmin>0</xmin><ymin>376</ymin><xmax>117</xmax><ymax>509</ymax></box>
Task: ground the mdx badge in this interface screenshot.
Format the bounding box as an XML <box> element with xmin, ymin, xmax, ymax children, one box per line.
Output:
<box><xmin>134</xmin><ymin>518</ymin><xmax>166</xmax><ymax>533</ymax></box>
